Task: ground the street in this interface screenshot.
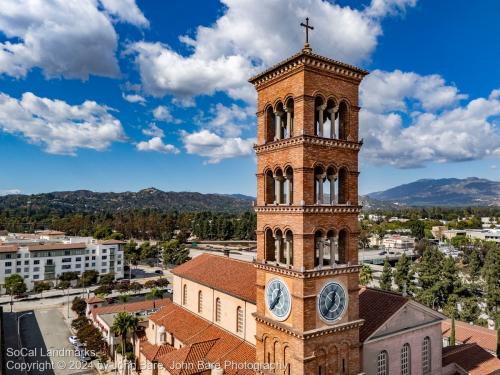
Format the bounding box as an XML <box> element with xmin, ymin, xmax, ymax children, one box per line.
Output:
<box><xmin>3</xmin><ymin>308</ymin><xmax>95</xmax><ymax>375</ymax></box>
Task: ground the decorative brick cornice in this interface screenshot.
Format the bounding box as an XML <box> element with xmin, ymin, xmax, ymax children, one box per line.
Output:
<box><xmin>255</xmin><ymin>262</ymin><xmax>362</xmax><ymax>278</ymax></box>
<box><xmin>254</xmin><ymin>313</ymin><xmax>364</xmax><ymax>340</ymax></box>
<box><xmin>248</xmin><ymin>50</ymin><xmax>368</xmax><ymax>88</ymax></box>
<box><xmin>254</xmin><ymin>205</ymin><xmax>361</xmax><ymax>214</ymax></box>
<box><xmin>254</xmin><ymin>135</ymin><xmax>362</xmax><ymax>154</ymax></box>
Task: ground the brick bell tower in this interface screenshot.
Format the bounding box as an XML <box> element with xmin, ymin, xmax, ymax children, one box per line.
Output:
<box><xmin>249</xmin><ymin>19</ymin><xmax>368</xmax><ymax>375</ymax></box>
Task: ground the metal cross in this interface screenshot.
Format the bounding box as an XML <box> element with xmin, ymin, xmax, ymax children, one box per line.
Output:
<box><xmin>300</xmin><ymin>17</ymin><xmax>314</xmax><ymax>45</ymax></box>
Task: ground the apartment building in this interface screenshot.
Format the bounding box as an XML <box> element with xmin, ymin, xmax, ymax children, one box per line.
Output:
<box><xmin>0</xmin><ymin>234</ymin><xmax>125</xmax><ymax>291</ymax></box>
<box><xmin>382</xmin><ymin>234</ymin><xmax>415</xmax><ymax>252</ymax></box>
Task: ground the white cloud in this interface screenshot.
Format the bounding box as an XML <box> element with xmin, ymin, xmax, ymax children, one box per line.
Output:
<box><xmin>100</xmin><ymin>0</ymin><xmax>149</xmax><ymax>27</ymax></box>
<box><xmin>142</xmin><ymin>123</ymin><xmax>164</xmax><ymax>138</ymax></box>
<box><xmin>123</xmin><ymin>93</ymin><xmax>146</xmax><ymax>104</ymax></box>
<box><xmin>360</xmin><ymin>70</ymin><xmax>500</xmax><ymax>167</ymax></box>
<box><xmin>0</xmin><ymin>0</ymin><xmax>147</xmax><ymax>79</ymax></box>
<box><xmin>136</xmin><ymin>137</ymin><xmax>179</xmax><ymax>154</ymax></box>
<box><xmin>181</xmin><ymin>129</ymin><xmax>255</xmax><ymax>164</ymax></box>
<box><xmin>206</xmin><ymin>103</ymin><xmax>255</xmax><ymax>137</ymax></box>
<box><xmin>0</xmin><ymin>189</ymin><xmax>21</xmax><ymax>196</ymax></box>
<box><xmin>152</xmin><ymin>105</ymin><xmax>181</xmax><ymax>123</ymax></box>
<box><xmin>0</xmin><ymin>92</ymin><xmax>126</xmax><ymax>155</ymax></box>
<box><xmin>129</xmin><ymin>0</ymin><xmax>416</xmax><ymax>102</ymax></box>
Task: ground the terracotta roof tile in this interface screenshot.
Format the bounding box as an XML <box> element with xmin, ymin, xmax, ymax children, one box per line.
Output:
<box><xmin>158</xmin><ymin>339</ymin><xmax>218</xmax><ymax>375</ymax></box>
<box><xmin>442</xmin><ymin>343</ymin><xmax>500</xmax><ymax>374</ymax></box>
<box><xmin>359</xmin><ymin>287</ymin><xmax>408</xmax><ymax>342</ymax></box>
<box><xmin>86</xmin><ymin>296</ymin><xmax>105</xmax><ymax>304</ymax></box>
<box><xmin>140</xmin><ymin>340</ymin><xmax>175</xmax><ymax>362</ymax></box>
<box><xmin>442</xmin><ymin>319</ymin><xmax>497</xmax><ymax>354</ymax></box>
<box><xmin>172</xmin><ymin>254</ymin><xmax>256</xmax><ymax>303</ymax></box>
<box><xmin>149</xmin><ymin>300</ymin><xmax>256</xmax><ymax>374</ymax></box>
<box><xmin>0</xmin><ymin>245</ymin><xmax>18</xmax><ymax>253</ymax></box>
<box><xmin>28</xmin><ymin>242</ymin><xmax>86</xmax><ymax>251</ymax></box>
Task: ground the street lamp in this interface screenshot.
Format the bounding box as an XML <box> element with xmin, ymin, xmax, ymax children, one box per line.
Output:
<box><xmin>17</xmin><ymin>311</ymin><xmax>33</xmax><ymax>347</ymax></box>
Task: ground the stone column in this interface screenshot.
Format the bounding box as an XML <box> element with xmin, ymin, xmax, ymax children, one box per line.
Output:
<box><xmin>316</xmin><ymin>173</ymin><xmax>325</xmax><ymax>204</ymax></box>
<box><xmin>316</xmin><ymin>104</ymin><xmax>326</xmax><ymax>136</ymax></box>
<box><xmin>274</xmin><ymin>111</ymin><xmax>283</xmax><ymax>140</ymax></box>
<box><xmin>284</xmin><ymin>107</ymin><xmax>292</xmax><ymax>138</ymax></box>
<box><xmin>286</xmin><ymin>238</ymin><xmax>292</xmax><ymax>266</ymax></box>
<box><xmin>330</xmin><ymin>236</ymin><xmax>337</xmax><ymax>266</ymax></box>
<box><xmin>328</xmin><ymin>175</ymin><xmax>336</xmax><ymax>204</ymax></box>
<box><xmin>318</xmin><ymin>238</ymin><xmax>324</xmax><ymax>267</ymax></box>
<box><xmin>329</xmin><ymin>106</ymin><xmax>339</xmax><ymax>138</ymax></box>
<box><xmin>274</xmin><ymin>176</ymin><xmax>283</xmax><ymax>204</ymax></box>
<box><xmin>285</xmin><ymin>176</ymin><xmax>293</xmax><ymax>205</ymax></box>
<box><xmin>274</xmin><ymin>235</ymin><xmax>281</xmax><ymax>263</ymax></box>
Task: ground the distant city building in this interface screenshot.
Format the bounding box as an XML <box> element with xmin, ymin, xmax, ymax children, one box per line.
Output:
<box><xmin>432</xmin><ymin>226</ymin><xmax>447</xmax><ymax>240</ymax></box>
<box><xmin>368</xmin><ymin>214</ymin><xmax>386</xmax><ymax>221</ymax></box>
<box><xmin>442</xmin><ymin>229</ymin><xmax>467</xmax><ymax>241</ymax></box>
<box><xmin>0</xmin><ymin>231</ymin><xmax>125</xmax><ymax>291</ymax></box>
<box><xmin>382</xmin><ymin>234</ymin><xmax>415</xmax><ymax>252</ymax></box>
<box><xmin>466</xmin><ymin>228</ymin><xmax>500</xmax><ymax>243</ymax></box>
<box><xmin>388</xmin><ymin>217</ymin><xmax>410</xmax><ymax>223</ymax></box>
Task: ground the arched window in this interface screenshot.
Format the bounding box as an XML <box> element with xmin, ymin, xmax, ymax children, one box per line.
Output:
<box><xmin>314</xmin><ymin>96</ymin><xmax>326</xmax><ymax>137</ymax></box>
<box><xmin>338</xmin><ymin>229</ymin><xmax>348</xmax><ymax>264</ymax></box>
<box><xmin>338</xmin><ymin>101</ymin><xmax>349</xmax><ymax>140</ymax></box>
<box><xmin>326</xmin><ymin>166</ymin><xmax>337</xmax><ymax>204</ymax></box>
<box><xmin>265</xmin><ymin>170</ymin><xmax>274</xmax><ymax>204</ymax></box>
<box><xmin>274</xmin><ymin>168</ymin><xmax>284</xmax><ymax>204</ymax></box>
<box><xmin>197</xmin><ymin>290</ymin><xmax>203</xmax><ymax>313</ymax></box>
<box><xmin>401</xmin><ymin>343</ymin><xmax>411</xmax><ymax>375</ymax></box>
<box><xmin>422</xmin><ymin>337</ymin><xmax>431</xmax><ymax>375</ymax></box>
<box><xmin>314</xmin><ymin>230</ymin><xmax>324</xmax><ymax>267</ymax></box>
<box><xmin>236</xmin><ymin>306</ymin><xmax>244</xmax><ymax>333</ymax></box>
<box><xmin>377</xmin><ymin>350</ymin><xmax>388</xmax><ymax>375</ymax></box>
<box><xmin>183</xmin><ymin>284</ymin><xmax>187</xmax><ymax>305</ymax></box>
<box><xmin>275</xmin><ymin>229</ymin><xmax>285</xmax><ymax>264</ymax></box>
<box><xmin>215</xmin><ymin>297</ymin><xmax>221</xmax><ymax>322</ymax></box>
<box><xmin>325</xmin><ymin>230</ymin><xmax>337</xmax><ymax>265</ymax></box>
<box><xmin>274</xmin><ymin>102</ymin><xmax>285</xmax><ymax>140</ymax></box>
<box><xmin>284</xmin><ymin>230</ymin><xmax>293</xmax><ymax>267</ymax></box>
<box><xmin>337</xmin><ymin>167</ymin><xmax>349</xmax><ymax>204</ymax></box>
<box><xmin>265</xmin><ymin>106</ymin><xmax>274</xmax><ymax>143</ymax></box>
<box><xmin>265</xmin><ymin>228</ymin><xmax>276</xmax><ymax>262</ymax></box>
<box><xmin>284</xmin><ymin>166</ymin><xmax>293</xmax><ymax>205</ymax></box>
<box><xmin>326</xmin><ymin>98</ymin><xmax>338</xmax><ymax>139</ymax></box>
<box><xmin>285</xmin><ymin>98</ymin><xmax>294</xmax><ymax>138</ymax></box>
<box><xmin>314</xmin><ymin>165</ymin><xmax>326</xmax><ymax>204</ymax></box>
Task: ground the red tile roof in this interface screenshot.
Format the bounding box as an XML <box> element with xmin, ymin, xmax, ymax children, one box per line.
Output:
<box><xmin>172</xmin><ymin>254</ymin><xmax>256</xmax><ymax>303</ymax></box>
<box><xmin>28</xmin><ymin>242</ymin><xmax>86</xmax><ymax>251</ymax></box>
<box><xmin>0</xmin><ymin>245</ymin><xmax>18</xmax><ymax>253</ymax></box>
<box><xmin>149</xmin><ymin>300</ymin><xmax>256</xmax><ymax>374</ymax></box>
<box><xmin>158</xmin><ymin>339</ymin><xmax>218</xmax><ymax>375</ymax></box>
<box><xmin>86</xmin><ymin>296</ymin><xmax>105</xmax><ymax>304</ymax></box>
<box><xmin>140</xmin><ymin>340</ymin><xmax>175</xmax><ymax>362</ymax></box>
<box><xmin>359</xmin><ymin>287</ymin><xmax>409</xmax><ymax>342</ymax></box>
<box><xmin>91</xmin><ymin>299</ymin><xmax>169</xmax><ymax>321</ymax></box>
<box><xmin>442</xmin><ymin>343</ymin><xmax>500</xmax><ymax>375</ymax></box>
<box><xmin>442</xmin><ymin>319</ymin><xmax>497</xmax><ymax>354</ymax></box>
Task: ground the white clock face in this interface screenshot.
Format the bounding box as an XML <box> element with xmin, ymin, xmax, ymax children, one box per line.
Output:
<box><xmin>318</xmin><ymin>281</ymin><xmax>347</xmax><ymax>322</ymax></box>
<box><xmin>265</xmin><ymin>278</ymin><xmax>291</xmax><ymax>320</ymax></box>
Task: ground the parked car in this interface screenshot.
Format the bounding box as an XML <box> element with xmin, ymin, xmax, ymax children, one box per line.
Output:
<box><xmin>68</xmin><ymin>336</ymin><xmax>79</xmax><ymax>345</ymax></box>
<box><xmin>166</xmin><ymin>287</ymin><xmax>173</xmax><ymax>294</ymax></box>
<box><xmin>378</xmin><ymin>251</ymin><xmax>386</xmax><ymax>255</ymax></box>
<box><xmin>154</xmin><ymin>270</ymin><xmax>163</xmax><ymax>275</ymax></box>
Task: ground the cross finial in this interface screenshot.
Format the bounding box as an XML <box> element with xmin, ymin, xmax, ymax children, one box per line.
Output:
<box><xmin>300</xmin><ymin>17</ymin><xmax>314</xmax><ymax>53</ymax></box>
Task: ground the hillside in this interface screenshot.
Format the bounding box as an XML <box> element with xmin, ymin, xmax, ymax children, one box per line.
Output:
<box><xmin>367</xmin><ymin>178</ymin><xmax>500</xmax><ymax>207</ymax></box>
<box><xmin>0</xmin><ymin>188</ymin><xmax>255</xmax><ymax>214</ymax></box>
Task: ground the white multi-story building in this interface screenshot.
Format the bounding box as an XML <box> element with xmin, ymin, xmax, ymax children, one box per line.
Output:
<box><xmin>0</xmin><ymin>236</ymin><xmax>125</xmax><ymax>291</ymax></box>
<box><xmin>466</xmin><ymin>228</ymin><xmax>500</xmax><ymax>243</ymax></box>
<box><xmin>382</xmin><ymin>234</ymin><xmax>415</xmax><ymax>252</ymax></box>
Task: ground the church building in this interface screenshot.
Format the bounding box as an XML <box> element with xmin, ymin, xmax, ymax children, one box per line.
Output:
<box><xmin>132</xmin><ymin>22</ymin><xmax>456</xmax><ymax>375</ymax></box>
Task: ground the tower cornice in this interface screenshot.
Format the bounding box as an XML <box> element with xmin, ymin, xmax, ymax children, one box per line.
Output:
<box><xmin>254</xmin><ymin>135</ymin><xmax>362</xmax><ymax>154</ymax></box>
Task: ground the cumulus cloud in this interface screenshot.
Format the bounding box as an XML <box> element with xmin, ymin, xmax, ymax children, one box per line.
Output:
<box><xmin>123</xmin><ymin>93</ymin><xmax>146</xmax><ymax>104</ymax></box>
<box><xmin>0</xmin><ymin>92</ymin><xmax>126</xmax><ymax>155</ymax></box>
<box><xmin>136</xmin><ymin>137</ymin><xmax>179</xmax><ymax>154</ymax></box>
<box><xmin>152</xmin><ymin>105</ymin><xmax>181</xmax><ymax>123</ymax></box>
<box><xmin>0</xmin><ymin>0</ymin><xmax>147</xmax><ymax>79</ymax></box>
<box><xmin>205</xmin><ymin>103</ymin><xmax>255</xmax><ymax>137</ymax></box>
<box><xmin>181</xmin><ymin>129</ymin><xmax>255</xmax><ymax>164</ymax></box>
<box><xmin>360</xmin><ymin>70</ymin><xmax>500</xmax><ymax>167</ymax></box>
<box><xmin>100</xmin><ymin>0</ymin><xmax>149</xmax><ymax>27</ymax></box>
<box><xmin>129</xmin><ymin>0</ymin><xmax>416</xmax><ymax>102</ymax></box>
<box><xmin>142</xmin><ymin>123</ymin><xmax>164</xmax><ymax>138</ymax></box>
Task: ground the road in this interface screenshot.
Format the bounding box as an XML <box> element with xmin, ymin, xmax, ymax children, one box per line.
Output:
<box><xmin>3</xmin><ymin>308</ymin><xmax>95</xmax><ymax>375</ymax></box>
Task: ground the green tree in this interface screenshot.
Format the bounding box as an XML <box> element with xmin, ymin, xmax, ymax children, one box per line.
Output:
<box><xmin>80</xmin><ymin>270</ymin><xmax>99</xmax><ymax>286</ymax></box>
<box><xmin>409</xmin><ymin>220</ymin><xmax>425</xmax><ymax>240</ymax></box>
<box><xmin>118</xmin><ymin>294</ymin><xmax>130</xmax><ymax>303</ymax></box>
<box><xmin>162</xmin><ymin>239</ymin><xmax>191</xmax><ymax>266</ymax></box>
<box><xmin>111</xmin><ymin>312</ymin><xmax>140</xmax><ymax>361</ymax></box>
<box><xmin>57</xmin><ymin>280</ymin><xmax>71</xmax><ymax>289</ymax></box>
<box><xmin>5</xmin><ymin>274</ymin><xmax>27</xmax><ymax>295</ymax></box>
<box><xmin>359</xmin><ymin>264</ymin><xmax>373</xmax><ymax>286</ymax></box>
<box><xmin>71</xmin><ymin>297</ymin><xmax>87</xmax><ymax>316</ymax></box>
<box><xmin>482</xmin><ymin>246</ymin><xmax>500</xmax><ymax>324</ymax></box>
<box><xmin>147</xmin><ymin>287</ymin><xmax>163</xmax><ymax>302</ymax></box>
<box><xmin>139</xmin><ymin>241</ymin><xmax>156</xmax><ymax>260</ymax></box>
<box><xmin>379</xmin><ymin>258</ymin><xmax>393</xmax><ymax>291</ymax></box>
<box><xmin>99</xmin><ymin>273</ymin><xmax>115</xmax><ymax>286</ymax></box>
<box><xmin>450</xmin><ymin>314</ymin><xmax>456</xmax><ymax>346</ymax></box>
<box><xmin>459</xmin><ymin>297</ymin><xmax>481</xmax><ymax>323</ymax></box>
<box><xmin>76</xmin><ymin>321</ymin><xmax>106</xmax><ymax>354</ymax></box>
<box><xmin>59</xmin><ymin>272</ymin><xmax>78</xmax><ymax>282</ymax></box>
<box><xmin>467</xmin><ymin>249</ymin><xmax>482</xmax><ymax>279</ymax></box>
<box><xmin>33</xmin><ymin>281</ymin><xmax>51</xmax><ymax>297</ymax></box>
<box><xmin>393</xmin><ymin>253</ymin><xmax>414</xmax><ymax>294</ymax></box>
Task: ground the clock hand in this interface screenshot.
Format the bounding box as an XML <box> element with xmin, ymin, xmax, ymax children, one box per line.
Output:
<box><xmin>326</xmin><ymin>291</ymin><xmax>337</xmax><ymax>312</ymax></box>
<box><xmin>270</xmin><ymin>286</ymin><xmax>282</xmax><ymax>310</ymax></box>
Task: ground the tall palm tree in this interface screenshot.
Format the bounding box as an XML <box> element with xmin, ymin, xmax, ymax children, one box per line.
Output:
<box><xmin>111</xmin><ymin>312</ymin><xmax>141</xmax><ymax>371</ymax></box>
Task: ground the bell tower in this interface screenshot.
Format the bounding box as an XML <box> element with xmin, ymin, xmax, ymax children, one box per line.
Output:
<box><xmin>250</xmin><ymin>21</ymin><xmax>368</xmax><ymax>375</ymax></box>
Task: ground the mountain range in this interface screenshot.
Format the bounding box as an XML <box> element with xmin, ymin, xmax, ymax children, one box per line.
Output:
<box><xmin>0</xmin><ymin>178</ymin><xmax>498</xmax><ymax>214</ymax></box>
<box><xmin>367</xmin><ymin>177</ymin><xmax>499</xmax><ymax>207</ymax></box>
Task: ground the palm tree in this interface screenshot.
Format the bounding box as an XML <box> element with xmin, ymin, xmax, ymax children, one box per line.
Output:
<box><xmin>111</xmin><ymin>312</ymin><xmax>140</xmax><ymax>371</ymax></box>
<box><xmin>146</xmin><ymin>288</ymin><xmax>163</xmax><ymax>308</ymax></box>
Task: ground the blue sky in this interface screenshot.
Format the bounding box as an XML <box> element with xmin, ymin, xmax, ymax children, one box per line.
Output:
<box><xmin>0</xmin><ymin>0</ymin><xmax>498</xmax><ymax>197</ymax></box>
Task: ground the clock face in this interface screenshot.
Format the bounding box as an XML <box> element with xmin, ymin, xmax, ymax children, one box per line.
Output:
<box><xmin>318</xmin><ymin>281</ymin><xmax>347</xmax><ymax>322</ymax></box>
<box><xmin>265</xmin><ymin>278</ymin><xmax>291</xmax><ymax>320</ymax></box>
